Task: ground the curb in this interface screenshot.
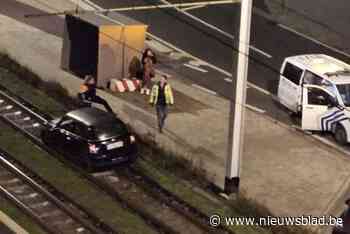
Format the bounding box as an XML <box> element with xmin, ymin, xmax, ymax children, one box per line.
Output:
<box><xmin>0</xmin><ymin>210</ymin><xmax>29</xmax><ymax>234</ymax></box>
<box><xmin>292</xmin><ymin>125</ymin><xmax>350</xmax><ymax>157</ymax></box>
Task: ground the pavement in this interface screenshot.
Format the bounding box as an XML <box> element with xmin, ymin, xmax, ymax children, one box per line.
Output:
<box><xmin>2</xmin><ymin>0</ymin><xmax>350</xmax><ymax>231</ymax></box>
<box><xmin>85</xmin><ymin>0</ymin><xmax>350</xmax><ymax>155</ymax></box>
<box><xmin>88</xmin><ymin>0</ymin><xmax>350</xmax><ymax>92</ymax></box>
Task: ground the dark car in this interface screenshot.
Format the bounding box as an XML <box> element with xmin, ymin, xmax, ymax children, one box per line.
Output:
<box><xmin>41</xmin><ymin>107</ymin><xmax>137</xmax><ymax>168</ymax></box>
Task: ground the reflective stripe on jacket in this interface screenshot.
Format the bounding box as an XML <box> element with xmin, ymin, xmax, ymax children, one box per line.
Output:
<box><xmin>149</xmin><ymin>83</ymin><xmax>174</xmax><ymax>105</ymax></box>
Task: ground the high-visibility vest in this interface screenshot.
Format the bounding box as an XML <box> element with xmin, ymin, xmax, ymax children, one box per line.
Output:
<box><xmin>149</xmin><ymin>83</ymin><xmax>174</xmax><ymax>105</ymax></box>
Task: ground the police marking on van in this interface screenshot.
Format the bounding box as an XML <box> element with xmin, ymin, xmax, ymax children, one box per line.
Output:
<box><xmin>278</xmin><ymin>54</ymin><xmax>350</xmax><ymax>145</ymax></box>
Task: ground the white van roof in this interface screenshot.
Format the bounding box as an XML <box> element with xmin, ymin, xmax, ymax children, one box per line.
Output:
<box><xmin>286</xmin><ymin>54</ymin><xmax>350</xmax><ymax>83</ymax></box>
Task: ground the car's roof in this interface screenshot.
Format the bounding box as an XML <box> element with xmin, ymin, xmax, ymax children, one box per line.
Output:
<box><xmin>286</xmin><ymin>54</ymin><xmax>350</xmax><ymax>79</ymax></box>
<box><xmin>66</xmin><ymin>107</ymin><xmax>115</xmax><ymax>126</ymax></box>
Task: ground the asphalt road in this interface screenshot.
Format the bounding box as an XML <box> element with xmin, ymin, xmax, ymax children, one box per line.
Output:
<box><xmin>3</xmin><ymin>0</ymin><xmax>350</xmax><ymax>147</ymax></box>
<box><xmin>87</xmin><ymin>0</ymin><xmax>350</xmax><ymax>157</ymax></box>
<box><xmin>3</xmin><ymin>0</ymin><xmax>350</xmax><ymax>220</ymax></box>
<box><xmin>85</xmin><ymin>0</ymin><xmax>350</xmax><ymax>125</ymax></box>
<box><xmin>89</xmin><ymin>0</ymin><xmax>350</xmax><ymax>91</ymax></box>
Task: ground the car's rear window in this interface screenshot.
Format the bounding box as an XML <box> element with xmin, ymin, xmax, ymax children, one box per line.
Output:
<box><xmin>93</xmin><ymin>118</ymin><xmax>128</xmax><ymax>140</ymax></box>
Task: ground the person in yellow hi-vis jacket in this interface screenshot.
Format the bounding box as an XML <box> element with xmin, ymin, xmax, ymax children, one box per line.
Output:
<box><xmin>149</xmin><ymin>75</ymin><xmax>174</xmax><ymax>133</ymax></box>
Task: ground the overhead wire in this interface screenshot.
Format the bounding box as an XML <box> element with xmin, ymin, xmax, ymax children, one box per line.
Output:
<box><xmin>18</xmin><ymin>0</ymin><xmax>350</xmax><ymax>124</ymax></box>
<box><xmin>22</xmin><ymin>0</ymin><xmax>272</xmax><ymax>118</ymax></box>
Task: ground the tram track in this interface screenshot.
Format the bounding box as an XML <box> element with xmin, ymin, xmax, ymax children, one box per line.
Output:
<box><xmin>0</xmin><ymin>86</ymin><xmax>234</xmax><ymax>234</ymax></box>
<box><xmin>0</xmin><ymin>148</ymin><xmax>113</xmax><ymax>234</ymax></box>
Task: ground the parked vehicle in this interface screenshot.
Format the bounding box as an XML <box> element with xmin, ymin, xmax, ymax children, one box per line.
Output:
<box><xmin>277</xmin><ymin>54</ymin><xmax>350</xmax><ymax>144</ymax></box>
<box><xmin>41</xmin><ymin>107</ymin><xmax>137</xmax><ymax>168</ymax></box>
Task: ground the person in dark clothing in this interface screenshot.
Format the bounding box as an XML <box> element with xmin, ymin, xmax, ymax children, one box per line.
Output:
<box><xmin>140</xmin><ymin>48</ymin><xmax>157</xmax><ymax>95</ymax></box>
<box><xmin>149</xmin><ymin>76</ymin><xmax>174</xmax><ymax>133</ymax></box>
<box><xmin>78</xmin><ymin>75</ymin><xmax>114</xmax><ymax>113</ymax></box>
<box><xmin>141</xmin><ymin>48</ymin><xmax>157</xmax><ymax>65</ymax></box>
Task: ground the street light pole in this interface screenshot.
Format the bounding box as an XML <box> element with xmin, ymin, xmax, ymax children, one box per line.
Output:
<box><xmin>225</xmin><ymin>0</ymin><xmax>253</xmax><ymax>194</ymax></box>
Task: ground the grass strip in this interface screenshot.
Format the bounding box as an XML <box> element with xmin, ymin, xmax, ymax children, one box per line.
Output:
<box><xmin>0</xmin><ymin>196</ymin><xmax>47</xmax><ymax>234</ymax></box>
<box><xmin>0</xmin><ymin>52</ymin><xmax>315</xmax><ymax>234</ymax></box>
<box><xmin>136</xmin><ymin>158</ymin><xmax>271</xmax><ymax>234</ymax></box>
<box><xmin>137</xmin><ymin>149</ymin><xmax>316</xmax><ymax>234</ymax></box>
<box><xmin>0</xmin><ymin>121</ymin><xmax>157</xmax><ymax>234</ymax></box>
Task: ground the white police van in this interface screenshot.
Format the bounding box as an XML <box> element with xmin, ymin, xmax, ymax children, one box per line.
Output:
<box><xmin>278</xmin><ymin>54</ymin><xmax>350</xmax><ymax>144</ymax></box>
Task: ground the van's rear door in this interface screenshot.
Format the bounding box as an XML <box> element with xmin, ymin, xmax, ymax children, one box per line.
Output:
<box><xmin>278</xmin><ymin>61</ymin><xmax>304</xmax><ymax>112</ymax></box>
<box><xmin>301</xmin><ymin>85</ymin><xmax>339</xmax><ymax>131</ymax></box>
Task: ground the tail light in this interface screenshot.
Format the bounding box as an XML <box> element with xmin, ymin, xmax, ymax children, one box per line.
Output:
<box><xmin>89</xmin><ymin>144</ymin><xmax>100</xmax><ymax>154</ymax></box>
<box><xmin>130</xmin><ymin>135</ymin><xmax>136</xmax><ymax>143</ymax></box>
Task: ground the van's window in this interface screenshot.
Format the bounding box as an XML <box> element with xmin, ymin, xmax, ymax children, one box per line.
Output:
<box><xmin>308</xmin><ymin>88</ymin><xmax>334</xmax><ymax>106</ymax></box>
<box><xmin>282</xmin><ymin>62</ymin><xmax>303</xmax><ymax>85</ymax></box>
<box><xmin>337</xmin><ymin>84</ymin><xmax>350</xmax><ymax>107</ymax></box>
<box><xmin>303</xmin><ymin>71</ymin><xmax>323</xmax><ymax>85</ymax></box>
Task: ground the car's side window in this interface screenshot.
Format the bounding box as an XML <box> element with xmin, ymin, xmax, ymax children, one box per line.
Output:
<box><xmin>308</xmin><ymin>88</ymin><xmax>334</xmax><ymax>106</ymax></box>
<box><xmin>303</xmin><ymin>70</ymin><xmax>324</xmax><ymax>85</ymax></box>
<box><xmin>74</xmin><ymin>122</ymin><xmax>94</xmax><ymax>139</ymax></box>
<box><xmin>62</xmin><ymin>122</ymin><xmax>77</xmax><ymax>134</ymax></box>
<box><xmin>282</xmin><ymin>62</ymin><xmax>303</xmax><ymax>85</ymax></box>
<box><xmin>59</xmin><ymin>117</ymin><xmax>78</xmax><ymax>135</ymax></box>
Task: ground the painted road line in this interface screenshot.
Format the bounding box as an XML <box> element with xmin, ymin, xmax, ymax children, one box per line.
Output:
<box><xmin>101</xmin><ymin>10</ymin><xmax>273</xmax><ymax>96</ymax></box>
<box><xmin>183</xmin><ymin>5</ymin><xmax>206</xmax><ymax>11</ymax></box>
<box><xmin>159</xmin><ymin>0</ymin><xmax>236</xmax><ymax>39</ymax></box>
<box><xmin>158</xmin><ymin>0</ymin><xmax>272</xmax><ymax>59</ymax></box>
<box><xmin>249</xmin><ymin>45</ymin><xmax>272</xmax><ymax>58</ymax></box>
<box><xmin>192</xmin><ymin>84</ymin><xmax>217</xmax><ymax>95</ymax></box>
<box><xmin>80</xmin><ymin>0</ymin><xmax>103</xmax><ymax>10</ymax></box>
<box><xmin>278</xmin><ymin>24</ymin><xmax>350</xmax><ymax>59</ymax></box>
<box><xmin>79</xmin><ymin>0</ymin><xmax>273</xmax><ymax>97</ymax></box>
<box><xmin>146</xmin><ymin>38</ymin><xmax>174</xmax><ymax>53</ymax></box>
<box><xmin>155</xmin><ymin>69</ymin><xmax>172</xmax><ymax>78</ymax></box>
<box><xmin>183</xmin><ymin>63</ymin><xmax>208</xmax><ymax>73</ymax></box>
<box><xmin>245</xmin><ymin>104</ymin><xmax>266</xmax><ymax>113</ymax></box>
<box><xmin>188</xmin><ymin>60</ymin><xmax>207</xmax><ymax>66</ymax></box>
<box><xmin>247</xmin><ymin>82</ymin><xmax>272</xmax><ymax>96</ymax></box>
<box><xmin>224</xmin><ymin>78</ymin><xmax>232</xmax><ymax>83</ymax></box>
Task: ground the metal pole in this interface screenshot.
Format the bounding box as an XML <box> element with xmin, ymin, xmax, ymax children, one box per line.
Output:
<box><xmin>225</xmin><ymin>0</ymin><xmax>253</xmax><ymax>194</ymax></box>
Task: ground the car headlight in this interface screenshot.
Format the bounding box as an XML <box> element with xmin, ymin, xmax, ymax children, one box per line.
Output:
<box><xmin>130</xmin><ymin>135</ymin><xmax>136</xmax><ymax>143</ymax></box>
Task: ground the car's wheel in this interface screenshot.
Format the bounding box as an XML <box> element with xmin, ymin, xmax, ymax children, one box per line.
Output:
<box><xmin>334</xmin><ymin>124</ymin><xmax>347</xmax><ymax>145</ymax></box>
